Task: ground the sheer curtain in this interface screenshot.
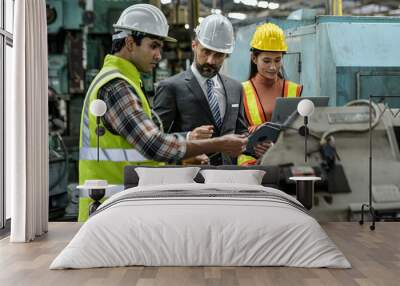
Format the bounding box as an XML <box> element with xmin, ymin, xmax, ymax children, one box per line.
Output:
<box><xmin>8</xmin><ymin>0</ymin><xmax>48</xmax><ymax>242</ymax></box>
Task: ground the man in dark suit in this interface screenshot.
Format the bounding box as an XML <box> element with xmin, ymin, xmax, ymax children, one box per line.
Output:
<box><xmin>153</xmin><ymin>14</ymin><xmax>248</xmax><ymax>165</ymax></box>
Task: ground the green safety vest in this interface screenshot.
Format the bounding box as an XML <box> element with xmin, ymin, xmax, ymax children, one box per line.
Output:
<box><xmin>78</xmin><ymin>54</ymin><xmax>163</xmax><ymax>221</ymax></box>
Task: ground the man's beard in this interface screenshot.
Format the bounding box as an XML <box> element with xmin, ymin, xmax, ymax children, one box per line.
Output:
<box><xmin>196</xmin><ymin>62</ymin><xmax>221</xmax><ymax>78</ymax></box>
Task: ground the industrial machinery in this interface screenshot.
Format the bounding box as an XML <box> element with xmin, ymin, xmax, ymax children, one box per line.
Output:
<box><xmin>48</xmin><ymin>87</ymin><xmax>68</xmax><ymax>219</ymax></box>
<box><xmin>260</xmin><ymin>101</ymin><xmax>400</xmax><ymax>222</ymax></box>
<box><xmin>284</xmin><ymin>16</ymin><xmax>400</xmax><ymax>106</ymax></box>
<box><xmin>225</xmin><ymin>14</ymin><xmax>400</xmax><ymax>221</ymax></box>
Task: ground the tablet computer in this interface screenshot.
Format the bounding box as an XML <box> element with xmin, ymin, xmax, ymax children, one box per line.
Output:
<box><xmin>244</xmin><ymin>96</ymin><xmax>330</xmax><ymax>156</ymax></box>
<box><xmin>243</xmin><ymin>123</ymin><xmax>281</xmax><ymax>155</ymax></box>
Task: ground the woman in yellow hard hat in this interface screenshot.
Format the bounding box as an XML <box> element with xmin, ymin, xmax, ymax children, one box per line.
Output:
<box><xmin>238</xmin><ymin>23</ymin><xmax>303</xmax><ymax>166</ymax></box>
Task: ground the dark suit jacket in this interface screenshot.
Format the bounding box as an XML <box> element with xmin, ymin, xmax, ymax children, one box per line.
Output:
<box><xmin>153</xmin><ymin>69</ymin><xmax>248</xmax><ymax>165</ymax></box>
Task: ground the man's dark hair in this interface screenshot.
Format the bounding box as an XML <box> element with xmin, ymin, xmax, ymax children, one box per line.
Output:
<box><xmin>111</xmin><ymin>31</ymin><xmax>163</xmax><ymax>54</ymax></box>
<box><xmin>111</xmin><ymin>37</ymin><xmax>127</xmax><ymax>54</ymax></box>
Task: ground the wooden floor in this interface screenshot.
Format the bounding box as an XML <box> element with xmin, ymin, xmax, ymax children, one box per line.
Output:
<box><xmin>0</xmin><ymin>222</ymin><xmax>399</xmax><ymax>286</ymax></box>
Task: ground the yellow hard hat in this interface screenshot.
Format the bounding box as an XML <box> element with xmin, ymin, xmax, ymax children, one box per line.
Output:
<box><xmin>250</xmin><ymin>23</ymin><xmax>288</xmax><ymax>52</ymax></box>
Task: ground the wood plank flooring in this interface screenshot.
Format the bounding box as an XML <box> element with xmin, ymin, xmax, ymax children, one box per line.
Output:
<box><xmin>0</xmin><ymin>222</ymin><xmax>399</xmax><ymax>286</ymax></box>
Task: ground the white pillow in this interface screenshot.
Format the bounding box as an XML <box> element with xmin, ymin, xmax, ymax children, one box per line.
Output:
<box><xmin>200</xmin><ymin>169</ymin><xmax>266</xmax><ymax>185</ymax></box>
<box><xmin>135</xmin><ymin>167</ymin><xmax>201</xmax><ymax>186</ymax></box>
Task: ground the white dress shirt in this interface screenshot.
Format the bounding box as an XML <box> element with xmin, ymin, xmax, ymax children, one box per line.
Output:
<box><xmin>191</xmin><ymin>63</ymin><xmax>226</xmax><ymax>120</ymax></box>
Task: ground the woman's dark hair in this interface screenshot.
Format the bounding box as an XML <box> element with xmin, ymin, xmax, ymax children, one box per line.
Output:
<box><xmin>248</xmin><ymin>49</ymin><xmax>261</xmax><ymax>80</ymax></box>
<box><xmin>248</xmin><ymin>48</ymin><xmax>285</xmax><ymax>80</ymax></box>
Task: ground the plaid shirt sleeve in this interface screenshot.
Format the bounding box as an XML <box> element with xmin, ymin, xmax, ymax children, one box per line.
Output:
<box><xmin>98</xmin><ymin>79</ymin><xmax>187</xmax><ymax>163</ymax></box>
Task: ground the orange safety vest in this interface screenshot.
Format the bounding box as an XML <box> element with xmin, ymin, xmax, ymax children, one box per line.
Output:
<box><xmin>238</xmin><ymin>79</ymin><xmax>302</xmax><ymax>166</ymax></box>
<box><xmin>242</xmin><ymin>79</ymin><xmax>302</xmax><ymax>127</ymax></box>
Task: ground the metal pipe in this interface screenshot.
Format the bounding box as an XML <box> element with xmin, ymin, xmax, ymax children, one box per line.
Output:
<box><xmin>338</xmin><ymin>0</ymin><xmax>343</xmax><ymax>16</ymax></box>
<box><xmin>325</xmin><ymin>0</ymin><xmax>331</xmax><ymax>15</ymax></box>
<box><xmin>356</xmin><ymin>72</ymin><xmax>360</xmax><ymax>100</ymax></box>
<box><xmin>304</xmin><ymin>116</ymin><xmax>308</xmax><ymax>162</ymax></box>
<box><xmin>188</xmin><ymin>0</ymin><xmax>200</xmax><ymax>37</ymax></box>
<box><xmin>369</xmin><ymin>96</ymin><xmax>372</xmax><ymax>209</ymax></box>
<box><xmin>176</xmin><ymin>0</ymin><xmax>180</xmax><ymax>24</ymax></box>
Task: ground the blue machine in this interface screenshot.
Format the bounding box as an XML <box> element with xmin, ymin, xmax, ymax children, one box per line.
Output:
<box><xmin>285</xmin><ymin>16</ymin><xmax>400</xmax><ymax>106</ymax></box>
<box><xmin>225</xmin><ymin>15</ymin><xmax>400</xmax><ymax>107</ymax></box>
<box><xmin>46</xmin><ymin>0</ymin><xmax>84</xmax><ymax>33</ymax></box>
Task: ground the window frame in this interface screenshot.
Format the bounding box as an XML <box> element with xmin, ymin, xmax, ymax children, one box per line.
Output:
<box><xmin>0</xmin><ymin>0</ymin><xmax>13</xmax><ymax>231</ymax></box>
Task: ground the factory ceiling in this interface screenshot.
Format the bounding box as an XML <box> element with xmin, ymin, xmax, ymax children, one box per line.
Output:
<box><xmin>191</xmin><ymin>0</ymin><xmax>400</xmax><ymax>19</ymax></box>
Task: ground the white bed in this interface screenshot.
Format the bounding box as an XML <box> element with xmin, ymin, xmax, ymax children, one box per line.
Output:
<box><xmin>50</xmin><ymin>183</ymin><xmax>351</xmax><ymax>269</ymax></box>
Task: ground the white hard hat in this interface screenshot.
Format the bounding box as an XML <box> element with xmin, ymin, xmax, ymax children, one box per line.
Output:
<box><xmin>195</xmin><ymin>14</ymin><xmax>234</xmax><ymax>54</ymax></box>
<box><xmin>113</xmin><ymin>4</ymin><xmax>176</xmax><ymax>42</ymax></box>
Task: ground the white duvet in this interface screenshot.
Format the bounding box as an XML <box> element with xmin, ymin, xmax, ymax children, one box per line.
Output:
<box><xmin>50</xmin><ymin>183</ymin><xmax>351</xmax><ymax>269</ymax></box>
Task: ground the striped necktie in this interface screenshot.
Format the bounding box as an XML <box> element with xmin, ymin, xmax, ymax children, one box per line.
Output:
<box><xmin>206</xmin><ymin>79</ymin><xmax>222</xmax><ymax>129</ymax></box>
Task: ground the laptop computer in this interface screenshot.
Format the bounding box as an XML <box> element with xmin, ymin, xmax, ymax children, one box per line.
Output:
<box><xmin>271</xmin><ymin>96</ymin><xmax>330</xmax><ymax>125</ymax></box>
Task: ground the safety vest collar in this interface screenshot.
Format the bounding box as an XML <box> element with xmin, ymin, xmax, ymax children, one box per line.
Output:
<box><xmin>103</xmin><ymin>54</ymin><xmax>142</xmax><ymax>87</ymax></box>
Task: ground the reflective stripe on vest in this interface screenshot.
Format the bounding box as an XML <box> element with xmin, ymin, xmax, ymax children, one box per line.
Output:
<box><xmin>242</xmin><ymin>81</ymin><xmax>265</xmax><ymax>126</ymax></box>
<box><xmin>79</xmin><ymin>147</ymin><xmax>148</xmax><ymax>162</ymax></box>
